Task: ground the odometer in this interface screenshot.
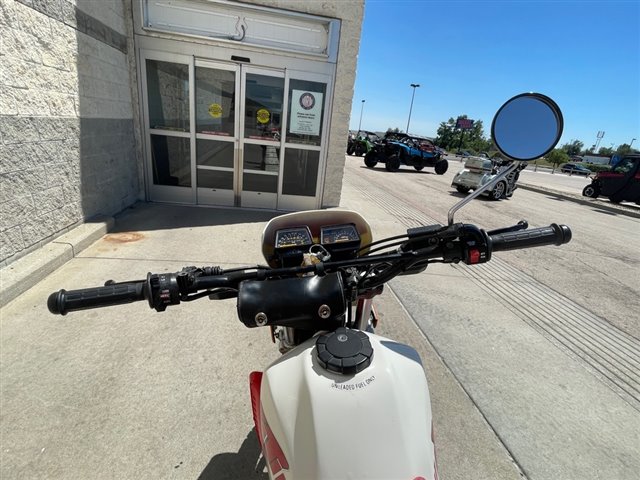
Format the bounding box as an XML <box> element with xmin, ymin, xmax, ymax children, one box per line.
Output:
<box><xmin>321</xmin><ymin>224</ymin><xmax>360</xmax><ymax>245</ymax></box>
<box><xmin>275</xmin><ymin>227</ymin><xmax>313</xmax><ymax>248</ymax></box>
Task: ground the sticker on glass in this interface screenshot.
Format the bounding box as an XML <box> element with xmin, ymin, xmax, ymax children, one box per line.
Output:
<box><xmin>257</xmin><ymin>108</ymin><xmax>270</xmax><ymax>124</ymax></box>
<box><xmin>208</xmin><ymin>103</ymin><xmax>223</xmax><ymax>118</ymax></box>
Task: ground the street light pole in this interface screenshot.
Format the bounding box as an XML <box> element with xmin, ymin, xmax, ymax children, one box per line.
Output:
<box><xmin>406</xmin><ymin>83</ymin><xmax>420</xmax><ymax>133</ymax></box>
<box><xmin>631</xmin><ymin>138</ymin><xmax>636</xmax><ymax>148</ymax></box>
<box><xmin>358</xmin><ymin>99</ymin><xmax>365</xmax><ymax>131</ymax></box>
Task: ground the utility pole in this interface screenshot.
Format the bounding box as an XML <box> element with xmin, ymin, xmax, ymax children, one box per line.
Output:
<box><xmin>358</xmin><ymin>100</ymin><xmax>365</xmax><ymax>131</ymax></box>
<box><xmin>406</xmin><ymin>83</ymin><xmax>420</xmax><ymax>133</ymax></box>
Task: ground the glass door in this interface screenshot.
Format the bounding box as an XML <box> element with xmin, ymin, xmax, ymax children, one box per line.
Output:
<box><xmin>141</xmin><ymin>51</ymin><xmax>331</xmax><ymax>210</ymax></box>
<box><xmin>240</xmin><ymin>68</ymin><xmax>285</xmax><ymax>209</ymax></box>
<box><xmin>279</xmin><ymin>70</ymin><xmax>330</xmax><ymax>210</ymax></box>
<box><xmin>194</xmin><ymin>60</ymin><xmax>238</xmax><ymax>206</ymax></box>
<box><xmin>143</xmin><ymin>52</ymin><xmax>193</xmax><ymax>203</ymax></box>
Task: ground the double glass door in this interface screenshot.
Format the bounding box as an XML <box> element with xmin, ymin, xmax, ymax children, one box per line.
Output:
<box><xmin>142</xmin><ymin>51</ymin><xmax>329</xmax><ymax>210</ymax></box>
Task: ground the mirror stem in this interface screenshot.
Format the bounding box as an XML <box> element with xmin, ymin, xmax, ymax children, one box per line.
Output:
<box><xmin>447</xmin><ymin>162</ymin><xmax>521</xmax><ymax>226</ymax></box>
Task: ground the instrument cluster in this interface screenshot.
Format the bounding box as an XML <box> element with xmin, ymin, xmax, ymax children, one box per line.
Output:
<box><xmin>262</xmin><ymin>210</ymin><xmax>373</xmax><ymax>268</ymax></box>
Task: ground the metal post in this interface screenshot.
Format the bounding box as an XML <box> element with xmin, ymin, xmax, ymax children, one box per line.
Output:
<box><xmin>406</xmin><ymin>83</ymin><xmax>420</xmax><ymax>133</ymax></box>
<box><xmin>358</xmin><ymin>100</ymin><xmax>365</xmax><ymax>131</ymax></box>
<box><xmin>630</xmin><ymin>138</ymin><xmax>636</xmax><ymax>148</ymax></box>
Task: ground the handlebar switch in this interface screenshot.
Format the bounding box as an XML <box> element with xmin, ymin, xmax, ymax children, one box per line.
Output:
<box><xmin>147</xmin><ymin>273</ymin><xmax>181</xmax><ymax>312</ymax></box>
<box><xmin>460</xmin><ymin>224</ymin><xmax>491</xmax><ymax>265</ymax></box>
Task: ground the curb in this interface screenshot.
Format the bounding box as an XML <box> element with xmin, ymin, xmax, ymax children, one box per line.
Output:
<box><xmin>518</xmin><ymin>184</ymin><xmax>640</xmax><ymax>219</ymax></box>
<box><xmin>0</xmin><ymin>215</ymin><xmax>114</xmax><ymax>308</ymax></box>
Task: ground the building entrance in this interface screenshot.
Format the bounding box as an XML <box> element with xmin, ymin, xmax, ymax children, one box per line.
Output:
<box><xmin>141</xmin><ymin>50</ymin><xmax>330</xmax><ymax>210</ymax></box>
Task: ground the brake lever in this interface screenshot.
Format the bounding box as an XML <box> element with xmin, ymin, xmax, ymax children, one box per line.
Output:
<box><xmin>487</xmin><ymin>220</ymin><xmax>528</xmax><ymax>236</ymax></box>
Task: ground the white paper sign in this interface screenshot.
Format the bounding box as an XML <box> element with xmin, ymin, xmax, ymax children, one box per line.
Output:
<box><xmin>290</xmin><ymin>90</ymin><xmax>323</xmax><ymax>136</ymax></box>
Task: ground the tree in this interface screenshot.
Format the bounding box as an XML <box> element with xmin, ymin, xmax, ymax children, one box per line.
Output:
<box><xmin>546</xmin><ymin>148</ymin><xmax>569</xmax><ymax>169</ymax></box>
<box><xmin>434</xmin><ymin>118</ymin><xmax>458</xmax><ymax>149</ymax></box>
<box><xmin>386</xmin><ymin>127</ymin><xmax>402</xmax><ymax>134</ymax></box>
<box><xmin>435</xmin><ymin>115</ymin><xmax>489</xmax><ymax>152</ymax></box>
<box><xmin>598</xmin><ymin>147</ymin><xmax>614</xmax><ymax>156</ymax></box>
<box><xmin>616</xmin><ymin>143</ymin><xmax>633</xmax><ymax>156</ymax></box>
<box><xmin>561</xmin><ymin>140</ymin><xmax>584</xmax><ymax>156</ymax></box>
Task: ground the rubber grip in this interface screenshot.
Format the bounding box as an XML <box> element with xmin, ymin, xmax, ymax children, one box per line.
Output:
<box><xmin>490</xmin><ymin>224</ymin><xmax>571</xmax><ymax>252</ymax></box>
<box><xmin>47</xmin><ymin>282</ymin><xmax>145</xmax><ymax>315</ymax></box>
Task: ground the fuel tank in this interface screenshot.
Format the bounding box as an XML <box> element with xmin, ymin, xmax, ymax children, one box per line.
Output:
<box><xmin>256</xmin><ymin>331</ymin><xmax>436</xmax><ymax>480</ymax></box>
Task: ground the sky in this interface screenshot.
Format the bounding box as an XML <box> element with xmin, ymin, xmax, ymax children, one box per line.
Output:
<box><xmin>349</xmin><ymin>0</ymin><xmax>640</xmax><ymax>150</ymax></box>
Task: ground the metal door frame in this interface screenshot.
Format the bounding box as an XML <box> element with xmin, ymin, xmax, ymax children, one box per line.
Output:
<box><xmin>139</xmin><ymin>42</ymin><xmax>334</xmax><ymax>210</ymax></box>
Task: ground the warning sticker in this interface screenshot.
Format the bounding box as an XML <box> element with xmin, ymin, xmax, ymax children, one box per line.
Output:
<box><xmin>256</xmin><ymin>108</ymin><xmax>270</xmax><ymax>124</ymax></box>
<box><xmin>208</xmin><ymin>103</ymin><xmax>223</xmax><ymax>118</ymax></box>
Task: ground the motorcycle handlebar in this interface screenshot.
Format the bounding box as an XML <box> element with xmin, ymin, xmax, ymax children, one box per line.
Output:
<box><xmin>47</xmin><ymin>222</ymin><xmax>572</xmax><ymax>315</ymax></box>
<box><xmin>489</xmin><ymin>223</ymin><xmax>571</xmax><ymax>252</ymax></box>
<box><xmin>47</xmin><ymin>282</ymin><xmax>146</xmax><ymax>315</ymax></box>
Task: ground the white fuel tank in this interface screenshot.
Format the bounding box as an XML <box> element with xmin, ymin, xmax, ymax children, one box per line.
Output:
<box><xmin>258</xmin><ymin>331</ymin><xmax>436</xmax><ymax>480</ymax></box>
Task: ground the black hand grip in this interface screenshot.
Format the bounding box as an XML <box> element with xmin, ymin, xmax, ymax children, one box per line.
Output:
<box><xmin>48</xmin><ymin>282</ymin><xmax>146</xmax><ymax>315</ymax></box>
<box><xmin>490</xmin><ymin>224</ymin><xmax>571</xmax><ymax>252</ymax></box>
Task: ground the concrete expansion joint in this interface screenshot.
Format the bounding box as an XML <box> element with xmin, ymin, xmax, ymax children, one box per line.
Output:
<box><xmin>52</xmin><ymin>240</ymin><xmax>76</xmax><ymax>257</ymax></box>
<box><xmin>386</xmin><ymin>284</ymin><xmax>530</xmax><ymax>480</ymax></box>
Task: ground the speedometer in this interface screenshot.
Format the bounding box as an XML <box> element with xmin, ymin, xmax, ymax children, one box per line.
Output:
<box><xmin>275</xmin><ymin>227</ymin><xmax>313</xmax><ymax>248</ymax></box>
<box><xmin>321</xmin><ymin>224</ymin><xmax>360</xmax><ymax>245</ymax></box>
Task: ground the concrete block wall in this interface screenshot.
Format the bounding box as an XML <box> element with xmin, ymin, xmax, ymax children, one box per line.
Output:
<box><xmin>0</xmin><ymin>0</ymin><xmax>141</xmax><ymax>267</ymax></box>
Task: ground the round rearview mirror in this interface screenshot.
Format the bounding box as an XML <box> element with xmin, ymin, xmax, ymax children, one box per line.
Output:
<box><xmin>491</xmin><ymin>93</ymin><xmax>563</xmax><ymax>161</ymax></box>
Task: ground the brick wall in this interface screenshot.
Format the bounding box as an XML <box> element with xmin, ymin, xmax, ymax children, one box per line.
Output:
<box><xmin>0</xmin><ymin>0</ymin><xmax>141</xmax><ymax>267</ymax></box>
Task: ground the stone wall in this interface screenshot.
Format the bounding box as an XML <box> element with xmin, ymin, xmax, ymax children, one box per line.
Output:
<box><xmin>0</xmin><ymin>0</ymin><xmax>141</xmax><ymax>267</ymax></box>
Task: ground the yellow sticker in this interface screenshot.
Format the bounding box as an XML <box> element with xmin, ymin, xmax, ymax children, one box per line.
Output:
<box><xmin>208</xmin><ymin>103</ymin><xmax>222</xmax><ymax>118</ymax></box>
<box><xmin>256</xmin><ymin>108</ymin><xmax>270</xmax><ymax>124</ymax></box>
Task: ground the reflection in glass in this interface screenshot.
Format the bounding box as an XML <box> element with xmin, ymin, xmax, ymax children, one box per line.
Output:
<box><xmin>150</xmin><ymin>135</ymin><xmax>191</xmax><ymax>187</ymax></box>
<box><xmin>283</xmin><ymin>149</ymin><xmax>319</xmax><ymax>196</ymax></box>
<box><xmin>197</xmin><ymin>140</ymin><xmax>234</xmax><ymax>169</ymax></box>
<box><xmin>287</xmin><ymin>79</ymin><xmax>326</xmax><ymax>146</ymax></box>
<box><xmin>245</xmin><ymin>74</ymin><xmax>284</xmax><ymax>140</ymax></box>
<box><xmin>146</xmin><ymin>60</ymin><xmax>189</xmax><ymax>131</ymax></box>
<box><xmin>196</xmin><ymin>67</ymin><xmax>235</xmax><ymax>136</ymax></box>
<box><xmin>243</xmin><ymin>173</ymin><xmax>278</xmax><ymax>193</ymax></box>
<box><xmin>244</xmin><ymin>143</ymin><xmax>280</xmax><ymax>172</ymax></box>
<box><xmin>198</xmin><ymin>169</ymin><xmax>234</xmax><ymax>189</ymax></box>
<box><xmin>493</xmin><ymin>95</ymin><xmax>562</xmax><ymax>161</ymax></box>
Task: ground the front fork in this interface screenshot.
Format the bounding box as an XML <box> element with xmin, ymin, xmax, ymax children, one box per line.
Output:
<box><xmin>354</xmin><ymin>297</ymin><xmax>378</xmax><ymax>332</ymax></box>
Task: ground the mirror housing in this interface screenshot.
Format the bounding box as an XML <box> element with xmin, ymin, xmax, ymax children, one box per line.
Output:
<box><xmin>491</xmin><ymin>93</ymin><xmax>563</xmax><ymax>161</ymax></box>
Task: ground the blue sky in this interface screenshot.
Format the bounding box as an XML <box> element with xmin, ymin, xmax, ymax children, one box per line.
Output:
<box><xmin>349</xmin><ymin>0</ymin><xmax>640</xmax><ymax>150</ymax></box>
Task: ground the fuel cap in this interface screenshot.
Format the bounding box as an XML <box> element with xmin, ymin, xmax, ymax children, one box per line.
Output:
<box><xmin>316</xmin><ymin>327</ymin><xmax>373</xmax><ymax>374</ymax></box>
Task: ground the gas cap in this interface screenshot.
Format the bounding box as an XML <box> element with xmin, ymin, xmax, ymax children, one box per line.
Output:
<box><xmin>315</xmin><ymin>327</ymin><xmax>373</xmax><ymax>374</ymax></box>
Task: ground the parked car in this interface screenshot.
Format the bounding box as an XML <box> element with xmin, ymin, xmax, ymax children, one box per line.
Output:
<box><xmin>561</xmin><ymin>163</ymin><xmax>592</xmax><ymax>175</ymax></box>
<box><xmin>456</xmin><ymin>150</ymin><xmax>471</xmax><ymax>157</ymax></box>
<box><xmin>451</xmin><ymin>156</ymin><xmax>525</xmax><ymax>200</ymax></box>
<box><xmin>364</xmin><ymin>132</ymin><xmax>449</xmax><ymax>174</ymax></box>
<box><xmin>347</xmin><ymin>131</ymin><xmax>380</xmax><ymax>156</ymax></box>
<box><xmin>582</xmin><ymin>154</ymin><xmax>640</xmax><ymax>204</ymax></box>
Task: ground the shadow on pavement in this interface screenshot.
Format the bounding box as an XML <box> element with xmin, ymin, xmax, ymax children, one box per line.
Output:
<box><xmin>197</xmin><ymin>427</ymin><xmax>267</xmax><ymax>480</ymax></box>
<box><xmin>108</xmin><ymin>202</ymin><xmax>281</xmax><ymax>233</ymax></box>
<box><xmin>357</xmin><ymin>165</ymin><xmax>435</xmax><ymax>175</ymax></box>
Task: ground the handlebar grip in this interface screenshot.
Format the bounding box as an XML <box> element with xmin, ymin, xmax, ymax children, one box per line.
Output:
<box><xmin>490</xmin><ymin>224</ymin><xmax>571</xmax><ymax>252</ymax></box>
<box><xmin>47</xmin><ymin>282</ymin><xmax>146</xmax><ymax>315</ymax></box>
